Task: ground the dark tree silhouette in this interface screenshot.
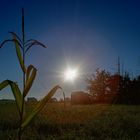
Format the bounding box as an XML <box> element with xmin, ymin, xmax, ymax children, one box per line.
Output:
<box><xmin>86</xmin><ymin>69</ymin><xmax>140</xmax><ymax>104</ymax></box>
<box><xmin>86</xmin><ymin>69</ymin><xmax>111</xmax><ymax>103</ymax></box>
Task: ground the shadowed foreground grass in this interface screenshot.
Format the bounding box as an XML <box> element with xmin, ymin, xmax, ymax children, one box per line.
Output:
<box><xmin>0</xmin><ymin>102</ymin><xmax>140</xmax><ymax>140</ymax></box>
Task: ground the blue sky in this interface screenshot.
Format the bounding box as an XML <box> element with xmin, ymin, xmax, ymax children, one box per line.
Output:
<box><xmin>0</xmin><ymin>0</ymin><xmax>140</xmax><ymax>99</ymax></box>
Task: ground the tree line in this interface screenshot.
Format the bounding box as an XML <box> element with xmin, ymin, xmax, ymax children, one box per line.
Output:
<box><xmin>86</xmin><ymin>69</ymin><xmax>140</xmax><ymax>104</ymax></box>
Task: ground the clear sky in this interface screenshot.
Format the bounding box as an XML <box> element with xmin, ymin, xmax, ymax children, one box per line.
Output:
<box><xmin>0</xmin><ymin>0</ymin><xmax>140</xmax><ymax>99</ymax></box>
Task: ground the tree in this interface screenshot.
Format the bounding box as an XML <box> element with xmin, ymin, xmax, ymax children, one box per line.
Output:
<box><xmin>86</xmin><ymin>68</ymin><xmax>140</xmax><ymax>104</ymax></box>
<box><xmin>86</xmin><ymin>69</ymin><xmax>110</xmax><ymax>103</ymax></box>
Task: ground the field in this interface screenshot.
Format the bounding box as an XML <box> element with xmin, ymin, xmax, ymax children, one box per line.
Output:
<box><xmin>0</xmin><ymin>102</ymin><xmax>140</xmax><ymax>140</ymax></box>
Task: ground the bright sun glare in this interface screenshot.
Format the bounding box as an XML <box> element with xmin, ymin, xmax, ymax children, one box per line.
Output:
<box><xmin>64</xmin><ymin>68</ymin><xmax>78</xmax><ymax>81</ymax></box>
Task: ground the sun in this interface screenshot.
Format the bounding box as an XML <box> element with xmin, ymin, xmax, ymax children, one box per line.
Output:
<box><xmin>64</xmin><ymin>68</ymin><xmax>78</xmax><ymax>81</ymax></box>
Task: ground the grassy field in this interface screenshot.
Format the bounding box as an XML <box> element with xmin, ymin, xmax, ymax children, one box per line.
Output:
<box><xmin>0</xmin><ymin>102</ymin><xmax>140</xmax><ymax>140</ymax></box>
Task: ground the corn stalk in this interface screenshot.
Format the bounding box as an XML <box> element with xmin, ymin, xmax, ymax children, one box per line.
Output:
<box><xmin>0</xmin><ymin>8</ymin><xmax>63</xmax><ymax>140</ymax></box>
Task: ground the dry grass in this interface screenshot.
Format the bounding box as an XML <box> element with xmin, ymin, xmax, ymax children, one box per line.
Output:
<box><xmin>38</xmin><ymin>103</ymin><xmax>110</xmax><ymax>124</ymax></box>
<box><xmin>0</xmin><ymin>102</ymin><xmax>140</xmax><ymax>140</ymax></box>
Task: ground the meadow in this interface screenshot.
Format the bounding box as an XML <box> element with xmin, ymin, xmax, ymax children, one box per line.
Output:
<box><xmin>0</xmin><ymin>101</ymin><xmax>140</xmax><ymax>140</ymax></box>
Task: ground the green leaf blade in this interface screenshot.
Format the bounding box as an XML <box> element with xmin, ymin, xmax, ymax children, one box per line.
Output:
<box><xmin>21</xmin><ymin>85</ymin><xmax>61</xmax><ymax>132</ymax></box>
<box><xmin>0</xmin><ymin>80</ymin><xmax>9</xmax><ymax>90</ymax></box>
<box><xmin>10</xmin><ymin>82</ymin><xmax>23</xmax><ymax>114</ymax></box>
<box><xmin>12</xmin><ymin>35</ymin><xmax>26</xmax><ymax>73</ymax></box>
<box><xmin>0</xmin><ymin>80</ymin><xmax>23</xmax><ymax>114</ymax></box>
<box><xmin>23</xmin><ymin>65</ymin><xmax>37</xmax><ymax>97</ymax></box>
<box><xmin>25</xmin><ymin>39</ymin><xmax>47</xmax><ymax>53</ymax></box>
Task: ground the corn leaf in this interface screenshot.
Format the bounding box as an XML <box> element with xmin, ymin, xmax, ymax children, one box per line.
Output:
<box><xmin>10</xmin><ymin>82</ymin><xmax>23</xmax><ymax>114</ymax></box>
<box><xmin>12</xmin><ymin>35</ymin><xmax>26</xmax><ymax>73</ymax></box>
<box><xmin>25</xmin><ymin>39</ymin><xmax>47</xmax><ymax>53</ymax></box>
<box><xmin>0</xmin><ymin>80</ymin><xmax>9</xmax><ymax>90</ymax></box>
<box><xmin>21</xmin><ymin>85</ymin><xmax>61</xmax><ymax>132</ymax></box>
<box><xmin>9</xmin><ymin>32</ymin><xmax>22</xmax><ymax>44</ymax></box>
<box><xmin>0</xmin><ymin>80</ymin><xmax>23</xmax><ymax>114</ymax></box>
<box><xmin>23</xmin><ymin>65</ymin><xmax>37</xmax><ymax>97</ymax></box>
<box><xmin>0</xmin><ymin>39</ymin><xmax>22</xmax><ymax>49</ymax></box>
<box><xmin>26</xmin><ymin>65</ymin><xmax>35</xmax><ymax>82</ymax></box>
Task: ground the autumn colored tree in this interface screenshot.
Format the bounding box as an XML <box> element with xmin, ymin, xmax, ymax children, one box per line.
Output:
<box><xmin>86</xmin><ymin>69</ymin><xmax>110</xmax><ymax>103</ymax></box>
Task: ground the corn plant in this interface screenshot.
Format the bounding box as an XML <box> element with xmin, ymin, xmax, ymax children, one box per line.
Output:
<box><xmin>0</xmin><ymin>8</ymin><xmax>62</xmax><ymax>140</ymax></box>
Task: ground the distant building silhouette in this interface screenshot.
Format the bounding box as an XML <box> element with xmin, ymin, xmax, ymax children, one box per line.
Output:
<box><xmin>71</xmin><ymin>91</ymin><xmax>92</xmax><ymax>105</ymax></box>
<box><xmin>27</xmin><ymin>97</ymin><xmax>37</xmax><ymax>102</ymax></box>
